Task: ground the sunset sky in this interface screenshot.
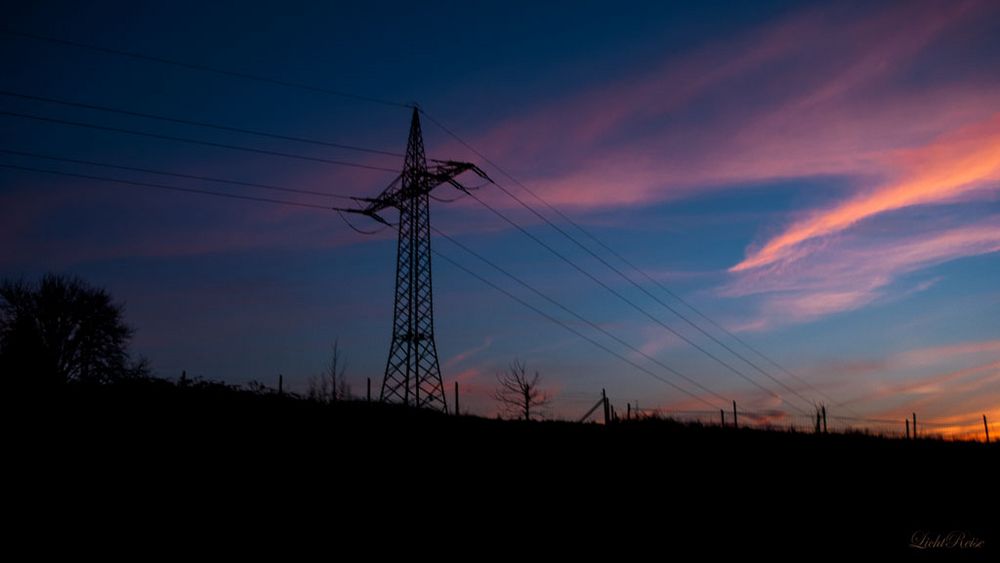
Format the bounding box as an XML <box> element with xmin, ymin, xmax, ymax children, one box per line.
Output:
<box><xmin>1</xmin><ymin>1</ymin><xmax>997</xmax><ymax>437</ymax></box>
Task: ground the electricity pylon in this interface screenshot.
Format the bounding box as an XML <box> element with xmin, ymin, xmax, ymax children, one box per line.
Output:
<box><xmin>350</xmin><ymin>108</ymin><xmax>487</xmax><ymax>411</ymax></box>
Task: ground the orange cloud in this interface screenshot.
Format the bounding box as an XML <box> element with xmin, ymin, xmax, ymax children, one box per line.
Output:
<box><xmin>894</xmin><ymin>339</ymin><xmax>1000</xmax><ymax>367</ymax></box>
<box><xmin>732</xmin><ymin>113</ymin><xmax>1000</xmax><ymax>272</ymax></box>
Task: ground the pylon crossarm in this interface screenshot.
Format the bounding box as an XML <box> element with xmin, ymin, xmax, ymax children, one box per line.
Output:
<box><xmin>361</xmin><ymin>161</ymin><xmax>480</xmax><ymax>216</ymax></box>
<box><xmin>429</xmin><ymin>159</ymin><xmax>492</xmax><ymax>182</ymax></box>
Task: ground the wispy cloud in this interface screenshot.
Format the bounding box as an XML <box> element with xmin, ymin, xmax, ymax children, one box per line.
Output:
<box><xmin>732</xmin><ymin>114</ymin><xmax>1000</xmax><ymax>272</ymax></box>
<box><xmin>721</xmin><ymin>219</ymin><xmax>1000</xmax><ymax>327</ymax></box>
<box><xmin>866</xmin><ymin>361</ymin><xmax>1000</xmax><ymax>439</ymax></box>
<box><xmin>894</xmin><ymin>339</ymin><xmax>1000</xmax><ymax>367</ymax></box>
<box><xmin>443</xmin><ymin>336</ymin><xmax>494</xmax><ymax>370</ymax></box>
<box><xmin>442</xmin><ymin>0</ymin><xmax>998</xmax><ymax>212</ymax></box>
<box><xmin>812</xmin><ymin>338</ymin><xmax>1000</xmax><ymax>419</ymax></box>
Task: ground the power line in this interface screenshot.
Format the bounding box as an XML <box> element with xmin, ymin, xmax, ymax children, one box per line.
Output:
<box><xmin>421</xmin><ymin>108</ymin><xmax>849</xmax><ymax>412</ymax></box>
<box><xmin>2</xmin><ymin>158</ymin><xmax>983</xmax><ymax>437</ymax></box>
<box><xmin>0</xmin><ymin>29</ymin><xmax>969</xmax><ymax>430</ymax></box>
<box><xmin>9</xmin><ymin>27</ymin><xmax>806</xmax><ymax>408</ymax></box>
<box><xmin>431</xmin><ymin>248</ymin><xmax>724</xmax><ymax>411</ymax></box>
<box><xmin>0</xmin><ymin>163</ymin><xmax>343</xmax><ymax>211</ymax></box>
<box><xmin>0</xmin><ymin>90</ymin><xmax>405</xmax><ymax>158</ymax></box>
<box><xmin>484</xmin><ymin>175</ymin><xmax>820</xmax><ymax>411</ymax></box>
<box><xmin>1</xmin><ymin>28</ymin><xmax>844</xmax><ymax>408</ymax></box>
<box><xmin>0</xmin><ymin>110</ymin><xmax>399</xmax><ymax>173</ymax></box>
<box><xmin>0</xmin><ymin>148</ymin><xmax>359</xmax><ymax>200</ymax></box>
<box><xmin>457</xmin><ymin>186</ymin><xmax>812</xmax><ymax>415</ymax></box>
<box><xmin>0</xmin><ymin>29</ymin><xmax>413</xmax><ymax>109</ymax></box>
<box><xmin>432</xmin><ymin>225</ymin><xmax>731</xmax><ymax>409</ymax></box>
<box><xmin>0</xmin><ymin>32</ymin><xmax>905</xmax><ymax>419</ymax></box>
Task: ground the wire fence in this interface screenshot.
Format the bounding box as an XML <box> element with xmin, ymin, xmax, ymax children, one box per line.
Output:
<box><xmin>615</xmin><ymin>406</ymin><xmax>996</xmax><ymax>442</ymax></box>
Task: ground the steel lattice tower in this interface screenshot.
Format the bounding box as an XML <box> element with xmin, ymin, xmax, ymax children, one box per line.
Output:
<box><xmin>345</xmin><ymin>109</ymin><xmax>486</xmax><ymax>412</ymax></box>
<box><xmin>379</xmin><ymin>108</ymin><xmax>447</xmax><ymax>411</ymax></box>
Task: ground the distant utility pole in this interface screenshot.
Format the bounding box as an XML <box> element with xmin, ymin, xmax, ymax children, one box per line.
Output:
<box><xmin>822</xmin><ymin>405</ymin><xmax>827</xmax><ymax>434</ymax></box>
<box><xmin>912</xmin><ymin>412</ymin><xmax>917</xmax><ymax>439</ymax></box>
<box><xmin>732</xmin><ymin>400</ymin><xmax>738</xmax><ymax>429</ymax></box>
<box><xmin>984</xmin><ymin>415</ymin><xmax>990</xmax><ymax>443</ymax></box>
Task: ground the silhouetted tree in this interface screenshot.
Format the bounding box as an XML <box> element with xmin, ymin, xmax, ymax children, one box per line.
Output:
<box><xmin>308</xmin><ymin>339</ymin><xmax>349</xmax><ymax>402</ymax></box>
<box><xmin>492</xmin><ymin>359</ymin><xmax>551</xmax><ymax>420</ymax></box>
<box><xmin>0</xmin><ymin>274</ymin><xmax>145</xmax><ymax>386</ymax></box>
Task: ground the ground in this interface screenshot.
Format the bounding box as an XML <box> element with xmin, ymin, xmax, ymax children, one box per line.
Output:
<box><xmin>10</xmin><ymin>378</ymin><xmax>997</xmax><ymax>558</ymax></box>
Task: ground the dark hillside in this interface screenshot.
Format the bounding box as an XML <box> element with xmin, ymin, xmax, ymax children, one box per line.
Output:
<box><xmin>10</xmin><ymin>377</ymin><xmax>995</xmax><ymax>558</ymax></box>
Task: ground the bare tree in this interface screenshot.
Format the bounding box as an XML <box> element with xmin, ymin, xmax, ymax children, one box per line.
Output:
<box><xmin>492</xmin><ymin>359</ymin><xmax>550</xmax><ymax>420</ymax></box>
<box><xmin>308</xmin><ymin>339</ymin><xmax>349</xmax><ymax>403</ymax></box>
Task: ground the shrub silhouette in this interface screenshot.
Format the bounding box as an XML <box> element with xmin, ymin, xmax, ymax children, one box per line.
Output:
<box><xmin>0</xmin><ymin>274</ymin><xmax>144</xmax><ymax>386</ymax></box>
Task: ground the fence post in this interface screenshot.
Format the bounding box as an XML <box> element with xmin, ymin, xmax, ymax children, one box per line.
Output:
<box><xmin>602</xmin><ymin>388</ymin><xmax>609</xmax><ymax>425</ymax></box>
<box><xmin>278</xmin><ymin>374</ymin><xmax>283</xmax><ymax>396</ymax></box>
<box><xmin>367</xmin><ymin>377</ymin><xmax>371</xmax><ymax>402</ymax></box>
<box><xmin>912</xmin><ymin>412</ymin><xmax>917</xmax><ymax>439</ymax></box>
<box><xmin>732</xmin><ymin>400</ymin><xmax>738</xmax><ymax>429</ymax></box>
<box><xmin>822</xmin><ymin>405</ymin><xmax>828</xmax><ymax>434</ymax></box>
<box><xmin>627</xmin><ymin>403</ymin><xmax>631</xmax><ymax>420</ymax></box>
<box><xmin>720</xmin><ymin>409</ymin><xmax>725</xmax><ymax>427</ymax></box>
<box><xmin>815</xmin><ymin>409</ymin><xmax>821</xmax><ymax>434</ymax></box>
<box><xmin>454</xmin><ymin>381</ymin><xmax>460</xmax><ymax>416</ymax></box>
<box><xmin>905</xmin><ymin>418</ymin><xmax>910</xmax><ymax>439</ymax></box>
<box><xmin>984</xmin><ymin>415</ymin><xmax>990</xmax><ymax>444</ymax></box>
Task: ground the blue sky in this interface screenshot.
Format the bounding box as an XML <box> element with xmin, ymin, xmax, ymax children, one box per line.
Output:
<box><xmin>1</xmin><ymin>0</ymin><xmax>998</xmax><ymax>436</ymax></box>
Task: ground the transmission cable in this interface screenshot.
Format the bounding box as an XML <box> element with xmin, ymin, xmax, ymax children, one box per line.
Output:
<box><xmin>457</xmin><ymin>187</ymin><xmax>811</xmax><ymax>415</ymax></box>
<box><xmin>1</xmin><ymin>163</ymin><xmax>345</xmax><ymax>211</ymax></box>
<box><xmin>0</xmin><ymin>90</ymin><xmax>404</xmax><ymax>158</ymax></box>
<box><xmin>421</xmin><ymin>108</ymin><xmax>851</xmax><ymax>412</ymax></box>
<box><xmin>431</xmin><ymin>248</ymin><xmax>724</xmax><ymax>411</ymax></box>
<box><xmin>0</xmin><ymin>110</ymin><xmax>398</xmax><ymax>173</ymax></box>
<box><xmin>0</xmin><ymin>148</ymin><xmax>360</xmax><ymax>200</ymax></box>
<box><xmin>432</xmin><ymin>225</ymin><xmax>731</xmax><ymax>408</ymax></box>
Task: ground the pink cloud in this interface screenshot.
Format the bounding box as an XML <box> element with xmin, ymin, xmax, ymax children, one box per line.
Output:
<box><xmin>799</xmin><ymin>339</ymin><xmax>1000</xmax><ymax>431</ymax></box>
<box><xmin>894</xmin><ymin>339</ymin><xmax>1000</xmax><ymax>367</ymax></box>
<box><xmin>720</xmin><ymin>219</ymin><xmax>1000</xmax><ymax>327</ymax></box>
<box><xmin>637</xmin><ymin>337</ymin><xmax>1000</xmax><ymax>438</ymax></box>
<box><xmin>442</xmin><ymin>337</ymin><xmax>494</xmax><ymax>370</ymax></box>
<box><xmin>430</xmin><ymin>0</ymin><xmax>999</xmax><ymax>214</ymax></box>
<box><xmin>868</xmin><ymin>360</ymin><xmax>1000</xmax><ymax>402</ymax></box>
<box><xmin>733</xmin><ymin>113</ymin><xmax>1000</xmax><ymax>271</ymax></box>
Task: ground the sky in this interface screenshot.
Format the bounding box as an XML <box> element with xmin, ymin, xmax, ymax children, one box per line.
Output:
<box><xmin>1</xmin><ymin>0</ymin><xmax>998</xmax><ymax>438</ymax></box>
